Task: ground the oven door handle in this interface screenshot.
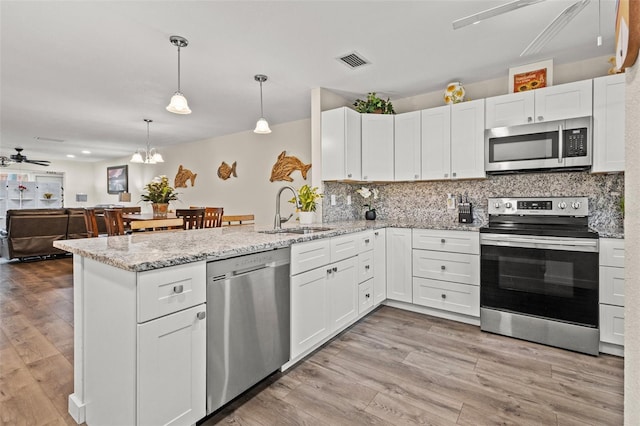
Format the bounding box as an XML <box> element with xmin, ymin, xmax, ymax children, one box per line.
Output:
<box><xmin>481</xmin><ymin>235</ymin><xmax>598</xmax><ymax>252</ymax></box>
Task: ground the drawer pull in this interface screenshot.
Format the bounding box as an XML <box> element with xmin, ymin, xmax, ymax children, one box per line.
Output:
<box><xmin>332</xmin><ymin>267</ymin><xmax>338</xmax><ymax>272</ymax></box>
<box><xmin>440</xmin><ymin>265</ymin><xmax>446</xmax><ymax>270</ymax></box>
<box><xmin>538</xmin><ymin>116</ymin><xmax>544</xmax><ymax>121</ymax></box>
<box><xmin>365</xmin><ymin>293</ymin><xmax>371</xmax><ymax>299</ymax></box>
<box><xmin>441</xmin><ymin>294</ymin><xmax>447</xmax><ymax>299</ymax></box>
<box><xmin>374</xmin><ymin>231</ymin><xmax>379</xmax><ymax>236</ymax></box>
<box><xmin>197</xmin><ymin>311</ymin><xmax>206</xmax><ymax>320</ymax></box>
<box><xmin>441</xmin><ymin>239</ymin><xmax>446</xmax><ymax>244</ymax></box>
<box><xmin>327</xmin><ymin>268</ymin><xmax>332</xmax><ymax>274</ymax></box>
<box><xmin>364</xmin><ymin>239</ymin><xmax>370</xmax><ymax>244</ymax></box>
<box><xmin>365</xmin><ymin>265</ymin><xmax>370</xmax><ymax>270</ymax></box>
<box><xmin>173</xmin><ymin>285</ymin><xmax>184</xmax><ymax>294</ymax></box>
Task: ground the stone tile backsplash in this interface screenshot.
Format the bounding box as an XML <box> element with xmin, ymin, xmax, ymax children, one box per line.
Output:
<box><xmin>322</xmin><ymin>172</ymin><xmax>624</xmax><ymax>229</ymax></box>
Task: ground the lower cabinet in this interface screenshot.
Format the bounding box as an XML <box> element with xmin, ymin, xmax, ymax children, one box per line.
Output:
<box><xmin>291</xmin><ymin>266</ymin><xmax>330</xmax><ymax>358</ymax></box>
<box><xmin>373</xmin><ymin>230</ymin><xmax>387</xmax><ymax>304</ymax></box>
<box><xmin>599</xmin><ymin>238</ymin><xmax>625</xmax><ymax>353</ymax></box>
<box><xmin>412</xmin><ymin>278</ymin><xmax>479</xmax><ymax>317</ymax></box>
<box><xmin>386</xmin><ymin>228</ymin><xmax>412</xmax><ymax>302</ymax></box>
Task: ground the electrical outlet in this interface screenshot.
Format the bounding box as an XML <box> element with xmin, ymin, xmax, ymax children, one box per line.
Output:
<box><xmin>331</xmin><ymin>194</ymin><xmax>336</xmax><ymax>206</ymax></box>
<box><xmin>347</xmin><ymin>195</ymin><xmax>352</xmax><ymax>205</ymax></box>
<box><xmin>447</xmin><ymin>194</ymin><xmax>456</xmax><ymax>210</ymax></box>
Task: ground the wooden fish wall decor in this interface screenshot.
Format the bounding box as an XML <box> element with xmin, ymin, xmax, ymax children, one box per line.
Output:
<box><xmin>174</xmin><ymin>165</ymin><xmax>197</xmax><ymax>188</ymax></box>
<box><xmin>270</xmin><ymin>151</ymin><xmax>312</xmax><ymax>182</ymax></box>
<box><xmin>217</xmin><ymin>161</ymin><xmax>237</xmax><ymax>180</ymax></box>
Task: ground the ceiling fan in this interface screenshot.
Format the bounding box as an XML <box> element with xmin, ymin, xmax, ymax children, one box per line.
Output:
<box><xmin>453</xmin><ymin>0</ymin><xmax>593</xmax><ymax>56</ymax></box>
<box><xmin>6</xmin><ymin>147</ymin><xmax>51</xmax><ymax>167</ymax></box>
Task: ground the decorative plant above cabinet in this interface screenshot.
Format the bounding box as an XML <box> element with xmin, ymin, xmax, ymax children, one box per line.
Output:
<box><xmin>353</xmin><ymin>92</ymin><xmax>395</xmax><ymax>114</ymax></box>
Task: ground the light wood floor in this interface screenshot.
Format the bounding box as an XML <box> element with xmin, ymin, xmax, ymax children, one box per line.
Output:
<box><xmin>1</xmin><ymin>258</ymin><xmax>624</xmax><ymax>426</ymax></box>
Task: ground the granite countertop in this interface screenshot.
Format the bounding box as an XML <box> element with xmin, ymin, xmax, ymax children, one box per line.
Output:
<box><xmin>53</xmin><ymin>219</ymin><xmax>483</xmax><ymax>272</ymax></box>
<box><xmin>591</xmin><ymin>226</ymin><xmax>625</xmax><ymax>239</ymax></box>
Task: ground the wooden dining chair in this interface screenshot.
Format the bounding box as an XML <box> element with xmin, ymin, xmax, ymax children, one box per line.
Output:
<box><xmin>130</xmin><ymin>218</ymin><xmax>184</xmax><ymax>232</ymax></box>
<box><xmin>203</xmin><ymin>207</ymin><xmax>224</xmax><ymax>228</ymax></box>
<box><xmin>221</xmin><ymin>214</ymin><xmax>255</xmax><ymax>226</ymax></box>
<box><xmin>176</xmin><ymin>208</ymin><xmax>205</xmax><ymax>230</ymax></box>
<box><xmin>83</xmin><ymin>208</ymin><xmax>100</xmax><ymax>238</ymax></box>
<box><xmin>104</xmin><ymin>209</ymin><xmax>126</xmax><ymax>236</ymax></box>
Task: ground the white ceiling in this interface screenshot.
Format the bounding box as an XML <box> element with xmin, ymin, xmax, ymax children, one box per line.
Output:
<box><xmin>0</xmin><ymin>0</ymin><xmax>617</xmax><ymax>163</ymax></box>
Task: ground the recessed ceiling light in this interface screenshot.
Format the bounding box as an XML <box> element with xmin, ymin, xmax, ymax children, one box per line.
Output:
<box><xmin>82</xmin><ymin>150</ymin><xmax>91</xmax><ymax>154</ymax></box>
<box><xmin>66</xmin><ymin>154</ymin><xmax>76</xmax><ymax>158</ymax></box>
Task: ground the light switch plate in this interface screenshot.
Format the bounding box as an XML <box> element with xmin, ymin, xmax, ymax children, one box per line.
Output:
<box><xmin>347</xmin><ymin>195</ymin><xmax>351</xmax><ymax>205</ymax></box>
<box><xmin>331</xmin><ymin>194</ymin><xmax>336</xmax><ymax>206</ymax></box>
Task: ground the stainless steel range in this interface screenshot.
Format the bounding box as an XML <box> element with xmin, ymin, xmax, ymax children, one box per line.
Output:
<box><xmin>480</xmin><ymin>197</ymin><xmax>599</xmax><ymax>355</ymax></box>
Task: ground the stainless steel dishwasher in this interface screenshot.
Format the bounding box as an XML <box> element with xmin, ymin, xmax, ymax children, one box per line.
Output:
<box><xmin>206</xmin><ymin>247</ymin><xmax>290</xmax><ymax>414</ymax></box>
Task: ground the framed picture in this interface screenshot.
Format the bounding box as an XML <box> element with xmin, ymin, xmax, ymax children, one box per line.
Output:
<box><xmin>107</xmin><ymin>165</ymin><xmax>128</xmax><ymax>194</ymax></box>
<box><xmin>508</xmin><ymin>59</ymin><xmax>553</xmax><ymax>93</ymax></box>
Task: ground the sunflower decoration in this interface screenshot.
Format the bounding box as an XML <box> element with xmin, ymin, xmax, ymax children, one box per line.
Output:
<box><xmin>444</xmin><ymin>81</ymin><xmax>466</xmax><ymax>104</ymax></box>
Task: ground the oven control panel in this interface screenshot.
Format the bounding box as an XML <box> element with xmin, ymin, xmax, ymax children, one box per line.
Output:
<box><xmin>488</xmin><ymin>197</ymin><xmax>589</xmax><ymax>216</ymax></box>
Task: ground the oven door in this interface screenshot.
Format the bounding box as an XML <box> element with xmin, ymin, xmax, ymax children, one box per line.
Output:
<box><xmin>480</xmin><ymin>234</ymin><xmax>598</xmax><ymax>327</ymax></box>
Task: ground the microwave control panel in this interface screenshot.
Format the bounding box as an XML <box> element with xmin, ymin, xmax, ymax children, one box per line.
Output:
<box><xmin>564</xmin><ymin>128</ymin><xmax>588</xmax><ymax>157</ymax></box>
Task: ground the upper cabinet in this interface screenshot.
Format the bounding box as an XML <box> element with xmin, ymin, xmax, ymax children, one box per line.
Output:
<box><xmin>362</xmin><ymin>114</ymin><xmax>394</xmax><ymax>181</ymax></box>
<box><xmin>485</xmin><ymin>79</ymin><xmax>593</xmax><ymax>128</ymax></box>
<box><xmin>394</xmin><ymin>111</ymin><xmax>422</xmax><ymax>181</ymax></box>
<box><xmin>321</xmin><ymin>107</ymin><xmax>361</xmax><ymax>180</ymax></box>
<box><xmin>592</xmin><ymin>73</ymin><xmax>626</xmax><ymax>173</ymax></box>
<box><xmin>421</xmin><ymin>100</ymin><xmax>485</xmax><ymax>181</ymax></box>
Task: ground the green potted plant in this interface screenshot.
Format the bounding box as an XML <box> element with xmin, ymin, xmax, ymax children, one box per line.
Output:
<box><xmin>140</xmin><ymin>175</ymin><xmax>179</xmax><ymax>217</ymax></box>
<box><xmin>290</xmin><ymin>184</ymin><xmax>322</xmax><ymax>224</ymax></box>
<box><xmin>353</xmin><ymin>92</ymin><xmax>395</xmax><ymax>114</ymax></box>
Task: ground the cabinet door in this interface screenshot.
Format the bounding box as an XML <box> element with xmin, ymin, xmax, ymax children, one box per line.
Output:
<box><xmin>328</xmin><ymin>257</ymin><xmax>358</xmax><ymax>333</ymax></box>
<box><xmin>600</xmin><ymin>304</ymin><xmax>625</xmax><ymax>346</ymax></box>
<box><xmin>421</xmin><ymin>105</ymin><xmax>451</xmax><ymax>180</ymax></box>
<box><xmin>592</xmin><ymin>74</ymin><xmax>625</xmax><ymax>173</ymax></box>
<box><xmin>600</xmin><ymin>266</ymin><xmax>625</xmax><ymax>306</ymax></box>
<box><xmin>291</xmin><ymin>267</ymin><xmax>329</xmax><ymax>359</ymax></box>
<box><xmin>386</xmin><ymin>228</ymin><xmax>412</xmax><ymax>303</ymax></box>
<box><xmin>137</xmin><ymin>304</ymin><xmax>206</xmax><ymax>426</ymax></box>
<box><xmin>450</xmin><ymin>99</ymin><xmax>485</xmax><ymax>179</ymax></box>
<box><xmin>534</xmin><ymin>79</ymin><xmax>592</xmax><ymax>122</ymax></box>
<box><xmin>373</xmin><ymin>230</ymin><xmax>387</xmax><ymax>305</ymax></box>
<box><xmin>485</xmin><ymin>91</ymin><xmax>535</xmax><ymax>128</ymax></box>
<box><xmin>362</xmin><ymin>114</ymin><xmax>394</xmax><ymax>181</ymax></box>
<box><xmin>321</xmin><ymin>107</ymin><xmax>361</xmax><ymax>180</ymax></box>
<box><xmin>394</xmin><ymin>111</ymin><xmax>421</xmax><ymax>180</ymax></box>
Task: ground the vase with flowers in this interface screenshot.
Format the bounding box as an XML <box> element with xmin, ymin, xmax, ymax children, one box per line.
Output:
<box><xmin>290</xmin><ymin>184</ymin><xmax>323</xmax><ymax>225</ymax></box>
<box><xmin>140</xmin><ymin>175</ymin><xmax>179</xmax><ymax>217</ymax></box>
<box><xmin>356</xmin><ymin>186</ymin><xmax>379</xmax><ymax>220</ymax></box>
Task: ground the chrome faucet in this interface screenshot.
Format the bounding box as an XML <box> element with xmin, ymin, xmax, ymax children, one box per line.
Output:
<box><xmin>274</xmin><ymin>185</ymin><xmax>301</xmax><ymax>230</ymax></box>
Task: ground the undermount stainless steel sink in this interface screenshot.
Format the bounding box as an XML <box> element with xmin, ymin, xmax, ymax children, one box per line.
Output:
<box><xmin>259</xmin><ymin>227</ymin><xmax>333</xmax><ymax>235</ymax></box>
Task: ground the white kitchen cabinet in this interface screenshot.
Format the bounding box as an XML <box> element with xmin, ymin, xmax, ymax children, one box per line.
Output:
<box><xmin>450</xmin><ymin>99</ymin><xmax>485</xmax><ymax>179</ymax></box>
<box><xmin>412</xmin><ymin>277</ymin><xmax>479</xmax><ymax>317</ymax></box>
<box><xmin>592</xmin><ymin>73</ymin><xmax>625</xmax><ymax>173</ymax></box>
<box><xmin>327</xmin><ymin>257</ymin><xmax>358</xmax><ymax>332</ymax></box>
<box><xmin>394</xmin><ymin>110</ymin><xmax>421</xmax><ymax>180</ymax></box>
<box><xmin>321</xmin><ymin>107</ymin><xmax>361</xmax><ymax>180</ymax></box>
<box><xmin>386</xmin><ymin>228</ymin><xmax>412</xmax><ymax>303</ymax></box>
<box><xmin>485</xmin><ymin>79</ymin><xmax>593</xmax><ymax>128</ymax></box>
<box><xmin>373</xmin><ymin>230</ymin><xmax>387</xmax><ymax>305</ymax></box>
<box><xmin>421</xmin><ymin>105</ymin><xmax>451</xmax><ymax>180</ymax></box>
<box><xmin>361</xmin><ymin>114</ymin><xmax>394</xmax><ymax>181</ymax></box>
<box><xmin>137</xmin><ymin>304</ymin><xmax>206</xmax><ymax>426</ymax></box>
<box><xmin>599</xmin><ymin>238</ymin><xmax>625</xmax><ymax>353</ymax></box>
<box><xmin>412</xmin><ymin>250</ymin><xmax>480</xmax><ymax>286</ymax></box>
<box><xmin>420</xmin><ymin>101</ymin><xmax>484</xmax><ymax>181</ymax></box>
<box><xmin>358</xmin><ymin>279</ymin><xmax>374</xmax><ymax>314</ymax></box>
<box><xmin>291</xmin><ymin>264</ymin><xmax>330</xmax><ymax>358</ymax></box>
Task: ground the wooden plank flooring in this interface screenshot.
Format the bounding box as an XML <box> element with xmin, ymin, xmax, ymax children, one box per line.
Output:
<box><xmin>0</xmin><ymin>257</ymin><xmax>624</xmax><ymax>425</ymax></box>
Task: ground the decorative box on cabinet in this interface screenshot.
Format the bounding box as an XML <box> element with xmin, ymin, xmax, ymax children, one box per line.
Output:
<box><xmin>592</xmin><ymin>73</ymin><xmax>625</xmax><ymax>173</ymax></box>
<box><xmin>321</xmin><ymin>107</ymin><xmax>361</xmax><ymax>180</ymax></box>
<box><xmin>599</xmin><ymin>238</ymin><xmax>625</xmax><ymax>355</ymax></box>
<box><xmin>485</xmin><ymin>79</ymin><xmax>593</xmax><ymax>128</ymax></box>
<box><xmin>361</xmin><ymin>114</ymin><xmax>394</xmax><ymax>181</ymax></box>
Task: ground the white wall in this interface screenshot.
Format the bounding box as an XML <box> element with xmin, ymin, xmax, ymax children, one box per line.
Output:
<box><xmin>624</xmin><ymin>60</ymin><xmax>639</xmax><ymax>426</ymax></box>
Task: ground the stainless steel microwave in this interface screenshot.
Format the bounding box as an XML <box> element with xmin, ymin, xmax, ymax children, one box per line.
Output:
<box><xmin>485</xmin><ymin>117</ymin><xmax>592</xmax><ymax>173</ymax></box>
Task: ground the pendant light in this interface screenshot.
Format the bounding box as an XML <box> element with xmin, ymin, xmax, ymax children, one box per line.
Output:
<box><xmin>131</xmin><ymin>119</ymin><xmax>164</xmax><ymax>164</ymax></box>
<box><xmin>166</xmin><ymin>35</ymin><xmax>192</xmax><ymax>114</ymax></box>
<box><xmin>253</xmin><ymin>74</ymin><xmax>272</xmax><ymax>134</ymax></box>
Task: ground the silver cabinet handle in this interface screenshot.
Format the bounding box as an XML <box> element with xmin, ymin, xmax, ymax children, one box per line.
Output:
<box><xmin>365</xmin><ymin>293</ymin><xmax>371</xmax><ymax>299</ymax></box>
<box><xmin>538</xmin><ymin>115</ymin><xmax>544</xmax><ymax>121</ymax></box>
<box><xmin>173</xmin><ymin>285</ymin><xmax>184</xmax><ymax>294</ymax></box>
<box><xmin>374</xmin><ymin>231</ymin><xmax>379</xmax><ymax>236</ymax></box>
<box><xmin>364</xmin><ymin>238</ymin><xmax>370</xmax><ymax>244</ymax></box>
<box><xmin>365</xmin><ymin>265</ymin><xmax>370</xmax><ymax>270</ymax></box>
<box><xmin>197</xmin><ymin>311</ymin><xmax>206</xmax><ymax>320</ymax></box>
<box><xmin>347</xmin><ymin>173</ymin><xmax>352</xmax><ymax>178</ymax></box>
<box><xmin>414</xmin><ymin>174</ymin><xmax>419</xmax><ymax>179</ymax></box>
<box><xmin>327</xmin><ymin>268</ymin><xmax>332</xmax><ymax>274</ymax></box>
<box><xmin>444</xmin><ymin>173</ymin><xmax>449</xmax><ymax>178</ymax></box>
<box><xmin>332</xmin><ymin>266</ymin><xmax>338</xmax><ymax>272</ymax></box>
<box><xmin>441</xmin><ymin>294</ymin><xmax>446</xmax><ymax>299</ymax></box>
<box><xmin>441</xmin><ymin>238</ymin><xmax>446</xmax><ymax>243</ymax></box>
<box><xmin>363</xmin><ymin>175</ymin><xmax>368</xmax><ymax>180</ymax></box>
<box><xmin>441</xmin><ymin>265</ymin><xmax>446</xmax><ymax>270</ymax></box>
<box><xmin>452</xmin><ymin>172</ymin><xmax>457</xmax><ymax>177</ymax></box>
<box><xmin>528</xmin><ymin>116</ymin><xmax>533</xmax><ymax>123</ymax></box>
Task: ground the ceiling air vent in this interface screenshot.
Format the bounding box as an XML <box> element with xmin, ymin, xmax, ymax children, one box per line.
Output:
<box><xmin>337</xmin><ymin>52</ymin><xmax>369</xmax><ymax>69</ymax></box>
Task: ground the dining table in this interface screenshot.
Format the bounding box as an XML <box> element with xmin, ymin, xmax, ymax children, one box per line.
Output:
<box><xmin>122</xmin><ymin>212</ymin><xmax>179</xmax><ymax>222</ymax></box>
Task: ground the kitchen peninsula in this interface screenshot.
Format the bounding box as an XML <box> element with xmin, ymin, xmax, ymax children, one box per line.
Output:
<box><xmin>54</xmin><ymin>220</ymin><xmax>481</xmax><ymax>425</ymax></box>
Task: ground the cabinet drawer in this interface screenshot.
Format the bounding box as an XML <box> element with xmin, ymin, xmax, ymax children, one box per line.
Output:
<box><xmin>600</xmin><ymin>304</ymin><xmax>624</xmax><ymax>346</ymax></box>
<box><xmin>137</xmin><ymin>262</ymin><xmax>206</xmax><ymax>323</ymax></box>
<box><xmin>412</xmin><ymin>277</ymin><xmax>479</xmax><ymax>317</ymax></box>
<box><xmin>330</xmin><ymin>233</ymin><xmax>359</xmax><ymax>262</ymax></box>
<box><xmin>600</xmin><ymin>238</ymin><xmax>625</xmax><ymax>268</ymax></box>
<box><xmin>412</xmin><ymin>229</ymin><xmax>479</xmax><ymax>254</ymax></box>
<box><xmin>291</xmin><ymin>239</ymin><xmax>331</xmax><ymax>275</ymax></box>
<box><xmin>412</xmin><ymin>249</ymin><xmax>479</xmax><ymax>285</ymax></box>
<box><xmin>600</xmin><ymin>266</ymin><xmax>625</xmax><ymax>306</ymax></box>
<box><xmin>358</xmin><ymin>279</ymin><xmax>374</xmax><ymax>315</ymax></box>
<box><xmin>358</xmin><ymin>251</ymin><xmax>374</xmax><ymax>283</ymax></box>
<box><xmin>358</xmin><ymin>231</ymin><xmax>375</xmax><ymax>253</ymax></box>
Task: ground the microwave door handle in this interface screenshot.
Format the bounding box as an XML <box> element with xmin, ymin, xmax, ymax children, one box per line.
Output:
<box><xmin>558</xmin><ymin>123</ymin><xmax>563</xmax><ymax>164</ymax></box>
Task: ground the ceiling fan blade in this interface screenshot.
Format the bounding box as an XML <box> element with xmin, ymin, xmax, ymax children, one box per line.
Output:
<box><xmin>521</xmin><ymin>0</ymin><xmax>591</xmax><ymax>56</ymax></box>
<box><xmin>0</xmin><ymin>156</ymin><xmax>16</xmax><ymax>167</ymax></box>
<box><xmin>24</xmin><ymin>159</ymin><xmax>51</xmax><ymax>166</ymax></box>
<box><xmin>452</xmin><ymin>0</ymin><xmax>545</xmax><ymax>30</ymax></box>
